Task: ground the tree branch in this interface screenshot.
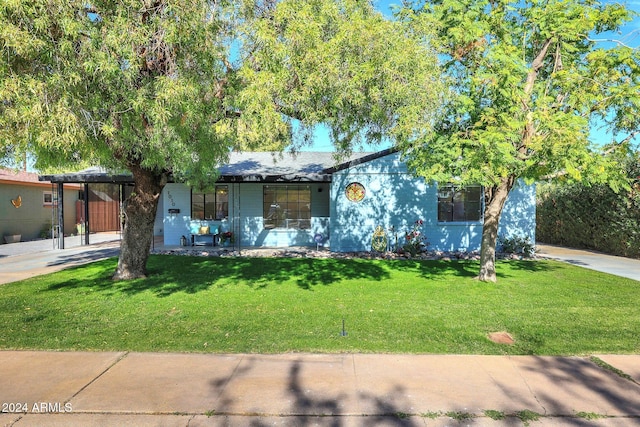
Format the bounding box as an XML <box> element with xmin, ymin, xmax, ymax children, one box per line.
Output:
<box><xmin>520</xmin><ymin>38</ymin><xmax>555</xmax><ymax>155</ymax></box>
<box><xmin>603</xmin><ymin>130</ymin><xmax>640</xmax><ymax>155</ymax></box>
<box><xmin>524</xmin><ymin>38</ymin><xmax>554</xmax><ymax>99</ymax></box>
<box><xmin>586</xmin><ymin>36</ymin><xmax>637</xmax><ymax>50</ymax></box>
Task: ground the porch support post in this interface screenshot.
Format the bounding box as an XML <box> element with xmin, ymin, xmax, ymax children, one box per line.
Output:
<box><xmin>233</xmin><ymin>183</ymin><xmax>241</xmax><ymax>254</ymax></box>
<box><xmin>120</xmin><ymin>184</ymin><xmax>126</xmax><ymax>234</ymax></box>
<box><xmin>84</xmin><ymin>183</ymin><xmax>90</xmax><ymax>245</ymax></box>
<box><xmin>57</xmin><ymin>182</ymin><xmax>64</xmax><ymax>249</ymax></box>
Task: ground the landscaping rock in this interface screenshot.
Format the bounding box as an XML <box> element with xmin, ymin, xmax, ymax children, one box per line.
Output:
<box><xmin>152</xmin><ymin>246</ymin><xmax>537</xmax><ymax>262</ymax></box>
<box><xmin>488</xmin><ymin>332</ymin><xmax>515</xmax><ymax>345</ymax></box>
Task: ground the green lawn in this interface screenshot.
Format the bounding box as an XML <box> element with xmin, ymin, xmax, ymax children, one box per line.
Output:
<box><xmin>1</xmin><ymin>255</ymin><xmax>638</xmax><ymax>355</ymax></box>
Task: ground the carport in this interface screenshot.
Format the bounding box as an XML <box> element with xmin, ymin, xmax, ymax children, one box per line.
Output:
<box><xmin>39</xmin><ymin>168</ymin><xmax>134</xmax><ymax>249</ymax></box>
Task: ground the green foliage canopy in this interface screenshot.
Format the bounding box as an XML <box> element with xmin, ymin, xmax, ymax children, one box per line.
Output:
<box><xmin>1</xmin><ymin>0</ymin><xmax>443</xmax><ymax>183</ymax></box>
<box><xmin>398</xmin><ymin>0</ymin><xmax>639</xmax><ymax>191</ymax></box>
<box><xmin>394</xmin><ymin>0</ymin><xmax>639</xmax><ymax>281</ymax></box>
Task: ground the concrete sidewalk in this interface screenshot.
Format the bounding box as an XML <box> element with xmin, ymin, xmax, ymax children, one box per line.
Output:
<box><xmin>1</xmin><ymin>352</ymin><xmax>639</xmax><ymax>426</ymax></box>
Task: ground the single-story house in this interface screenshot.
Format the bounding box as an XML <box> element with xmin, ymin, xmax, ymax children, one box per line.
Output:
<box><xmin>0</xmin><ymin>168</ymin><xmax>80</xmax><ymax>243</ymax></box>
<box><xmin>41</xmin><ymin>148</ymin><xmax>535</xmax><ymax>252</ymax></box>
<box><xmin>162</xmin><ymin>148</ymin><xmax>535</xmax><ymax>252</ymax></box>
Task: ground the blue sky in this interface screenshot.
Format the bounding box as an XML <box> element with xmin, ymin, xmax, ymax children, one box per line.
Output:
<box><xmin>302</xmin><ymin>0</ymin><xmax>640</xmax><ymax>152</ymax></box>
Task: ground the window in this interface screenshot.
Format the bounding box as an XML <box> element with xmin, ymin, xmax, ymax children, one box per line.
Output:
<box><xmin>43</xmin><ymin>191</ymin><xmax>55</xmax><ymax>206</ymax></box>
<box><xmin>437</xmin><ymin>185</ymin><xmax>482</xmax><ymax>222</ymax></box>
<box><xmin>192</xmin><ymin>186</ymin><xmax>228</xmax><ymax>220</ymax></box>
<box><xmin>263</xmin><ymin>185</ymin><xmax>311</xmax><ymax>229</ymax></box>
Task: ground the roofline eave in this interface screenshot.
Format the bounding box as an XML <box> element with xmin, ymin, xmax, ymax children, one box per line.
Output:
<box><xmin>323</xmin><ymin>147</ymin><xmax>399</xmax><ymax>174</ymax></box>
<box><xmin>216</xmin><ymin>174</ymin><xmax>332</xmax><ymax>183</ymax></box>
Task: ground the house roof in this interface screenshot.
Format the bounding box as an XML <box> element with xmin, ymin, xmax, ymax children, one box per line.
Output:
<box><xmin>0</xmin><ymin>168</ymin><xmax>80</xmax><ymax>188</ymax></box>
<box><xmin>216</xmin><ymin>150</ymin><xmax>391</xmax><ymax>182</ymax></box>
<box><xmin>1</xmin><ymin>168</ymin><xmax>42</xmax><ymax>184</ymax></box>
<box><xmin>39</xmin><ymin>148</ymin><xmax>398</xmax><ymax>184</ymax></box>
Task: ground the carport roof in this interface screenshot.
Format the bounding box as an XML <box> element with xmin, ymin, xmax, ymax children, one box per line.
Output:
<box><xmin>39</xmin><ymin>166</ymin><xmax>134</xmax><ymax>184</ymax></box>
<box><xmin>39</xmin><ymin>148</ymin><xmax>396</xmax><ymax>184</ymax></box>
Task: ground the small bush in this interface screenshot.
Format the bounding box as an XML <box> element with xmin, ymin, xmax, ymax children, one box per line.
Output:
<box><xmin>39</xmin><ymin>221</ymin><xmax>53</xmax><ymax>239</ymax></box>
<box><xmin>498</xmin><ymin>235</ymin><xmax>536</xmax><ymax>257</ymax></box>
<box><xmin>401</xmin><ymin>219</ymin><xmax>429</xmax><ymax>256</ymax></box>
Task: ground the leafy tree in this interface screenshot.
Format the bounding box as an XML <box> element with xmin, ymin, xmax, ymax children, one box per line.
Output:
<box><xmin>1</xmin><ymin>0</ymin><xmax>442</xmax><ymax>279</ymax></box>
<box><xmin>397</xmin><ymin>0</ymin><xmax>640</xmax><ymax>281</ymax></box>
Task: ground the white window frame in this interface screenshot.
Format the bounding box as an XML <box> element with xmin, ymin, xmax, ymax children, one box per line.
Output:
<box><xmin>43</xmin><ymin>191</ymin><xmax>54</xmax><ymax>206</ymax></box>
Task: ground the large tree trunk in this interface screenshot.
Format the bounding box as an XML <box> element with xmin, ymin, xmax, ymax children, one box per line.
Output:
<box><xmin>113</xmin><ymin>165</ymin><xmax>168</xmax><ymax>280</ymax></box>
<box><xmin>478</xmin><ymin>175</ymin><xmax>516</xmax><ymax>282</ymax></box>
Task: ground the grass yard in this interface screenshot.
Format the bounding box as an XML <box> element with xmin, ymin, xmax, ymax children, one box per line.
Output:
<box><xmin>1</xmin><ymin>255</ymin><xmax>638</xmax><ymax>355</ymax></box>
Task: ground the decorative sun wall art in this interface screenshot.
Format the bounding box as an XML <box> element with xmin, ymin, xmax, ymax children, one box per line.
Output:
<box><xmin>345</xmin><ymin>182</ymin><xmax>365</xmax><ymax>203</ymax></box>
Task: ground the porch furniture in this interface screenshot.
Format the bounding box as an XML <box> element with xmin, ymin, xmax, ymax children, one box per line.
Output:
<box><xmin>190</xmin><ymin>224</ymin><xmax>219</xmax><ymax>247</ymax></box>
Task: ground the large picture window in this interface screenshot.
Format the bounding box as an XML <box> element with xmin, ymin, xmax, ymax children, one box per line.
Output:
<box><xmin>263</xmin><ymin>185</ymin><xmax>311</xmax><ymax>229</ymax></box>
<box><xmin>192</xmin><ymin>186</ymin><xmax>228</xmax><ymax>220</ymax></box>
<box><xmin>437</xmin><ymin>185</ymin><xmax>482</xmax><ymax>222</ymax></box>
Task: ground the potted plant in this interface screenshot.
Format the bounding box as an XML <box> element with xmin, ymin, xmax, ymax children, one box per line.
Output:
<box><xmin>220</xmin><ymin>231</ymin><xmax>234</xmax><ymax>246</ymax></box>
<box><xmin>3</xmin><ymin>233</ymin><xmax>21</xmax><ymax>244</ymax></box>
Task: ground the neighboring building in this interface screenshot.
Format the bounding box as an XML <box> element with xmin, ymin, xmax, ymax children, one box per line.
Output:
<box><xmin>0</xmin><ymin>168</ymin><xmax>80</xmax><ymax>243</ymax></box>
<box><xmin>41</xmin><ymin>149</ymin><xmax>536</xmax><ymax>251</ymax></box>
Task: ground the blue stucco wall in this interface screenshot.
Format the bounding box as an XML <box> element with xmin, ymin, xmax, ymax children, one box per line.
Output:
<box><xmin>234</xmin><ymin>183</ymin><xmax>330</xmax><ymax>247</ymax></box>
<box><xmin>161</xmin><ymin>183</ymin><xmax>192</xmax><ymax>245</ymax></box>
<box><xmin>161</xmin><ymin>182</ymin><xmax>331</xmax><ymax>247</ymax></box>
<box><xmin>329</xmin><ymin>151</ymin><xmax>536</xmax><ymax>252</ymax></box>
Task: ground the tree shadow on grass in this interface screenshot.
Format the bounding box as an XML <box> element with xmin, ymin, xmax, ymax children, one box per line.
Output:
<box><xmin>47</xmin><ymin>255</ymin><xmax>392</xmax><ymax>297</ymax></box>
<box><xmin>388</xmin><ymin>259</ymin><xmax>479</xmax><ymax>281</ymax></box>
<box><xmin>397</xmin><ymin>258</ymin><xmax>562</xmax><ymax>279</ymax></box>
<box><xmin>46</xmin><ymin>256</ymin><xmax>564</xmax><ymax>298</ymax></box>
<box><xmin>495</xmin><ymin>259</ymin><xmax>564</xmax><ymax>279</ymax></box>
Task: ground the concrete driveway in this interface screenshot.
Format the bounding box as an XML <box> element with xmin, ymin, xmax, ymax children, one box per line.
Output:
<box><xmin>536</xmin><ymin>243</ymin><xmax>640</xmax><ymax>282</ymax></box>
<box><xmin>0</xmin><ymin>234</ymin><xmax>120</xmax><ymax>285</ymax></box>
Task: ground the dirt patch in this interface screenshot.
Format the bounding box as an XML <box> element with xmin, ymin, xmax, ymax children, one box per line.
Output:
<box><xmin>488</xmin><ymin>332</ymin><xmax>515</xmax><ymax>345</ymax></box>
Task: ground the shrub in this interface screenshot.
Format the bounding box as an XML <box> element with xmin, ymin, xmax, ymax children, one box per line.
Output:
<box><xmin>402</xmin><ymin>219</ymin><xmax>428</xmax><ymax>256</ymax></box>
<box><xmin>498</xmin><ymin>235</ymin><xmax>535</xmax><ymax>257</ymax></box>
<box><xmin>536</xmin><ymin>154</ymin><xmax>640</xmax><ymax>259</ymax></box>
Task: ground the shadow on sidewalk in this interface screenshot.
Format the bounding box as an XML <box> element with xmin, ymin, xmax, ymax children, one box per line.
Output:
<box><xmin>46</xmin><ymin>247</ymin><xmax>120</xmax><ymax>268</ymax></box>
